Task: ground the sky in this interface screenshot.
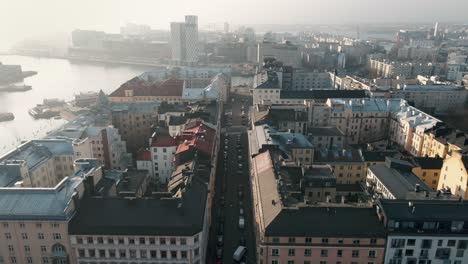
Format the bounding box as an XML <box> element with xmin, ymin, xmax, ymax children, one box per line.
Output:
<box><xmin>0</xmin><ymin>0</ymin><xmax>467</xmax><ymax>49</ymax></box>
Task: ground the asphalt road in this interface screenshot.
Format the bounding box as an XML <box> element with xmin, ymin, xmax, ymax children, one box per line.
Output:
<box><xmin>207</xmin><ymin>93</ymin><xmax>256</xmax><ymax>264</ymax></box>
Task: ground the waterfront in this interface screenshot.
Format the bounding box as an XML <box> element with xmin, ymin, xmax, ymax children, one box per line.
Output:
<box><xmin>0</xmin><ymin>55</ymin><xmax>155</xmax><ymax>155</ymax></box>
<box><xmin>0</xmin><ymin>55</ymin><xmax>252</xmax><ymax>155</ymax></box>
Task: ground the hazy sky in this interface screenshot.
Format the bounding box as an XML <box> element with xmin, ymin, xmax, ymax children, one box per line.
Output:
<box><xmin>1</xmin><ymin>0</ymin><xmax>467</xmax><ymax>48</ymax></box>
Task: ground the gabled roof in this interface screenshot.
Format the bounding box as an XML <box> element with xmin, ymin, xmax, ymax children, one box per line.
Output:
<box><xmin>110</xmin><ymin>77</ymin><xmax>184</xmax><ymax>98</ymax></box>
<box><xmin>151</xmin><ymin>135</ymin><xmax>178</xmax><ymax>148</ymax></box>
<box><xmin>136</xmin><ymin>149</ymin><xmax>151</xmax><ymax>161</ymax></box>
<box><xmin>176</xmin><ymin>122</ymin><xmax>216</xmax><ymax>158</ymax></box>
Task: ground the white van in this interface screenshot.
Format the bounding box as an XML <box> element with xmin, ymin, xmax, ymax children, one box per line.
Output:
<box><xmin>233</xmin><ymin>246</ymin><xmax>247</xmax><ymax>262</ymax></box>
<box><xmin>238</xmin><ymin>216</ymin><xmax>245</xmax><ymax>229</ymax></box>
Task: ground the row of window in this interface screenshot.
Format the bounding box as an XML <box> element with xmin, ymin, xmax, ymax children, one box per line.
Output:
<box><xmin>4</xmin><ymin>232</ymin><xmax>62</xmax><ymax>240</ymax></box>
<box><xmin>271</xmin><ymin>248</ymin><xmax>377</xmax><ymax>258</ymax></box>
<box><xmin>77</xmin><ymin>248</ymin><xmax>198</xmax><ymax>259</ymax></box>
<box><xmin>2</xmin><ymin>222</ymin><xmax>60</xmax><ymax>229</ymax></box>
<box><xmin>272</xmin><ymin>237</ymin><xmax>378</xmax><ymax>244</ymax></box>
<box><xmin>0</xmin><ymin>256</ymin><xmax>53</xmax><ymax>264</ymax></box>
<box><xmin>75</xmin><ymin>236</ymin><xmax>192</xmax><ymax>246</ymax></box>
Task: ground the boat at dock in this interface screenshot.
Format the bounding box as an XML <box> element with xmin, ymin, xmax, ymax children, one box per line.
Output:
<box><xmin>28</xmin><ymin>104</ymin><xmax>60</xmax><ymax>119</ymax></box>
<box><xmin>0</xmin><ymin>112</ymin><xmax>15</xmax><ymax>122</ymax></box>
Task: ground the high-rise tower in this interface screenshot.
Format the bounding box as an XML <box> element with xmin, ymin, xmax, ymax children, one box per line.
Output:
<box><xmin>170</xmin><ymin>15</ymin><xmax>199</xmax><ymax>65</ymax></box>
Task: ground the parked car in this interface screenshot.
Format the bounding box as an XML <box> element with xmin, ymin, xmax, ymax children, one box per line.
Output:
<box><xmin>217</xmin><ymin>235</ymin><xmax>224</xmax><ymax>246</ymax></box>
<box><xmin>217</xmin><ymin>247</ymin><xmax>223</xmax><ymax>259</ymax></box>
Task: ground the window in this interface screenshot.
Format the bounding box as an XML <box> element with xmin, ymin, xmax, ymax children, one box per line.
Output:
<box><xmin>287</xmin><ymin>261</ymin><xmax>294</xmax><ymax>264</ymax></box>
<box><xmin>338</xmin><ymin>239</ymin><xmax>344</xmax><ymax>244</ymax></box>
<box><xmin>370</xmin><ymin>238</ymin><xmax>377</xmax><ymax>244</ymax></box>
<box><xmin>160</xmin><ymin>237</ymin><xmax>166</xmax><ymax>245</ymax></box>
<box><xmin>161</xmin><ymin>251</ymin><xmax>167</xmax><ymax>259</ymax></box>
<box><xmin>24</xmin><ymin>246</ymin><xmax>30</xmax><ymax>253</ymax></box>
<box><xmin>337</xmin><ymin>250</ymin><xmax>343</xmax><ymax>257</ymax></box>
<box><xmin>181</xmin><ymin>250</ymin><xmax>187</xmax><ymax>259</ymax></box>
<box><xmin>36</xmin><ymin>223</ymin><xmax>42</xmax><ymax>229</ymax></box>
<box><xmin>448</xmin><ymin>240</ymin><xmax>456</xmax><ymax>247</ymax></box>
<box><xmin>51</xmin><ymin>223</ymin><xmax>59</xmax><ymax>228</ymax></box>
<box><xmin>5</xmin><ymin>233</ymin><xmax>11</xmax><ymax>239</ymax></box>
<box><xmin>170</xmin><ymin>238</ymin><xmax>176</xmax><ymax>245</ymax></box>
<box><xmin>288</xmin><ymin>249</ymin><xmax>295</xmax><ymax>256</ymax></box>
<box><xmin>170</xmin><ymin>250</ymin><xmax>177</xmax><ymax>258</ymax></box>
<box><xmin>10</xmin><ymin>257</ymin><xmax>16</xmax><ymax>264</ymax></box>
<box><xmin>149</xmin><ymin>237</ymin><xmax>155</xmax><ymax>244</ymax></box>
<box><xmin>129</xmin><ymin>238</ymin><xmax>135</xmax><ymax>244</ymax></box>
<box><xmin>139</xmin><ymin>237</ymin><xmax>146</xmax><ymax>245</ymax></box>
<box><xmin>272</xmin><ymin>249</ymin><xmax>279</xmax><ymax>256</ymax></box>
<box><xmin>97</xmin><ymin>237</ymin><xmax>103</xmax><ymax>244</ymax></box>
<box><xmin>304</xmin><ymin>249</ymin><xmax>311</xmax><ymax>256</ymax></box>
<box><xmin>407</xmin><ymin>239</ymin><xmax>416</xmax><ymax>246</ymax></box>
<box><xmin>19</xmin><ymin>222</ymin><xmax>25</xmax><ymax>228</ymax></box>
<box><xmin>368</xmin><ymin>250</ymin><xmax>376</xmax><ymax>258</ymax></box>
<box><xmin>2</xmin><ymin>223</ymin><xmax>8</xmax><ymax>228</ymax></box>
<box><xmin>118</xmin><ymin>238</ymin><xmax>124</xmax><ymax>244</ymax></box>
<box><xmin>87</xmin><ymin>237</ymin><xmax>93</xmax><ymax>244</ymax></box>
<box><xmin>456</xmin><ymin>250</ymin><xmax>464</xmax><ymax>257</ymax></box>
<box><xmin>421</xmin><ymin>239</ymin><xmax>432</xmax><ymax>249</ymax></box>
<box><xmin>322</xmin><ymin>238</ymin><xmax>329</xmax><ymax>244</ymax></box>
<box><xmin>99</xmin><ymin>249</ymin><xmax>105</xmax><ymax>257</ymax></box>
<box><xmin>405</xmin><ymin>249</ymin><xmax>414</xmax><ymax>256</ymax></box>
<box><xmin>129</xmin><ymin>250</ymin><xmax>136</xmax><ymax>258</ymax></box>
<box><xmin>8</xmin><ymin>245</ymin><xmax>14</xmax><ymax>252</ymax></box>
<box><xmin>305</xmin><ymin>237</ymin><xmax>312</xmax><ymax>243</ymax></box>
<box><xmin>288</xmin><ymin>237</ymin><xmax>296</xmax><ymax>243</ymax></box>
<box><xmin>119</xmin><ymin>249</ymin><xmax>126</xmax><ymax>258</ymax></box>
<box><xmin>352</xmin><ymin>250</ymin><xmax>359</xmax><ymax>257</ymax></box>
<box><xmin>272</xmin><ymin>261</ymin><xmax>278</xmax><ymax>264</ymax></box>
<box><xmin>41</xmin><ymin>246</ymin><xmax>47</xmax><ymax>253</ymax></box>
<box><xmin>353</xmin><ymin>239</ymin><xmax>360</xmax><ymax>245</ymax></box>
<box><xmin>321</xmin><ymin>250</ymin><xmax>328</xmax><ymax>257</ymax></box>
<box><xmin>42</xmin><ymin>257</ymin><xmax>49</xmax><ymax>264</ymax></box>
<box><xmin>108</xmin><ymin>237</ymin><xmax>114</xmax><ymax>244</ymax></box>
<box><xmin>150</xmin><ymin>250</ymin><xmax>157</xmax><ymax>259</ymax></box>
<box><xmin>180</xmin><ymin>238</ymin><xmax>187</xmax><ymax>245</ymax></box>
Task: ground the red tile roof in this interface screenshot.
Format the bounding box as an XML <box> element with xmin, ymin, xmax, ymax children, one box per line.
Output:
<box><xmin>151</xmin><ymin>135</ymin><xmax>178</xmax><ymax>148</ymax></box>
<box><xmin>136</xmin><ymin>149</ymin><xmax>152</xmax><ymax>161</ymax></box>
<box><xmin>176</xmin><ymin>122</ymin><xmax>216</xmax><ymax>157</ymax></box>
<box><xmin>110</xmin><ymin>77</ymin><xmax>184</xmax><ymax>98</ymax></box>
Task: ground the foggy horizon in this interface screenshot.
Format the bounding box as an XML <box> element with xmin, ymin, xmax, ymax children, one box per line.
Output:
<box><xmin>1</xmin><ymin>0</ymin><xmax>468</xmax><ymax>50</ymax></box>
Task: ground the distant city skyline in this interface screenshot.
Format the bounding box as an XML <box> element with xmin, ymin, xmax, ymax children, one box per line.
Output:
<box><xmin>1</xmin><ymin>0</ymin><xmax>468</xmax><ymax>50</ymax></box>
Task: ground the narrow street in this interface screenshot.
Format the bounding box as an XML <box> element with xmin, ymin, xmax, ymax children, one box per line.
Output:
<box><xmin>208</xmin><ymin>93</ymin><xmax>256</xmax><ymax>264</ymax></box>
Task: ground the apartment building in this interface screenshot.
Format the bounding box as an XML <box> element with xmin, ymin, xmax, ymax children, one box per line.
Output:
<box><xmin>390</xmin><ymin>84</ymin><xmax>467</xmax><ymax>114</ymax></box>
<box><xmin>110</xmin><ymin>102</ymin><xmax>159</xmax><ymax>155</ymax></box>
<box><xmin>421</xmin><ymin>125</ymin><xmax>468</xmax><ymax>159</ymax></box>
<box><xmin>251</xmin><ymin>151</ymin><xmax>386</xmax><ymax>264</ymax></box>
<box><xmin>109</xmin><ymin>77</ymin><xmax>185</xmax><ymax>103</ymax></box>
<box><xmin>367</xmin><ymin>158</ymin><xmax>434</xmax><ymax>200</ymax></box>
<box><xmin>409</xmin><ymin>157</ymin><xmax>444</xmax><ymax>190</ymax></box>
<box><xmin>377</xmin><ymin>199</ymin><xmax>468</xmax><ymax>264</ymax></box>
<box><xmin>326</xmin><ymin>98</ymin><xmax>402</xmax><ymax>145</ymax></box>
<box><xmin>369</xmin><ymin>59</ymin><xmax>434</xmax><ymax>78</ymax></box>
<box><xmin>251</xmin><ymin>124</ymin><xmax>314</xmax><ymax>165</ymax></box>
<box><xmin>0</xmin><ymin>158</ymin><xmax>103</xmax><ymax>264</ymax></box>
<box><xmin>0</xmin><ymin>139</ymin><xmax>76</xmax><ymax>188</ymax></box>
<box><xmin>389</xmin><ymin>104</ymin><xmax>441</xmax><ymax>157</ymax></box>
<box><xmin>257</xmin><ymin>42</ymin><xmax>302</xmax><ymax>67</ymax></box>
<box><xmin>148</xmin><ymin>133</ymin><xmax>177</xmax><ymax>183</ymax></box>
<box><xmin>68</xmin><ymin>161</ymin><xmax>210</xmax><ymax>264</ymax></box>
<box><xmin>437</xmin><ymin>151</ymin><xmax>468</xmax><ymax>199</ymax></box>
<box><xmin>50</xmin><ymin>115</ymin><xmax>130</xmax><ymax>170</ymax></box>
<box><xmin>313</xmin><ymin>148</ymin><xmax>365</xmax><ymax>184</ymax></box>
<box><xmin>307</xmin><ymin>127</ymin><xmax>345</xmax><ymax>150</ymax></box>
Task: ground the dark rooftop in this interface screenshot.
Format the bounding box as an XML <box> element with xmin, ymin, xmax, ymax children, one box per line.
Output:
<box><xmin>69</xmin><ymin>177</ymin><xmax>207</xmax><ymax>236</ymax></box>
<box><xmin>280</xmin><ymin>90</ymin><xmax>367</xmax><ymax>100</ymax></box>
<box><xmin>378</xmin><ymin>199</ymin><xmax>468</xmax><ymax>222</ymax></box>
<box><xmin>265</xmin><ymin>207</ymin><xmax>386</xmax><ymax>238</ymax></box>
